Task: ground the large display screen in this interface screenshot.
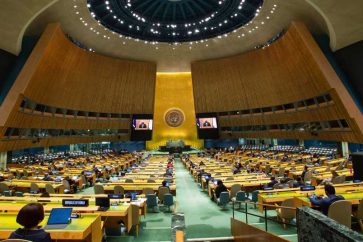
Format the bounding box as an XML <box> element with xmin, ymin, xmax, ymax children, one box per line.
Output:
<box><xmin>196</xmin><ymin>114</ymin><xmax>219</xmax><ymax>139</ymax></box>
<box><xmin>131</xmin><ymin>114</ymin><xmax>153</xmax><ymax>141</ymax></box>
<box><xmin>197</xmin><ymin>117</ymin><xmax>218</xmax><ymax>129</ymax></box>
<box><xmin>133</xmin><ymin>119</ymin><xmax>153</xmax><ymax>130</ymax></box>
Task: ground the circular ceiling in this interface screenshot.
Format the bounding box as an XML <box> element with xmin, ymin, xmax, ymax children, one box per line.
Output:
<box><xmin>87</xmin><ymin>0</ymin><xmax>264</xmax><ymax>43</ymax></box>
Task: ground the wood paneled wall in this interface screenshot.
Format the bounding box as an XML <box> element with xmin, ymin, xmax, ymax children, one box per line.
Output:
<box><xmin>0</xmin><ymin>23</ymin><xmax>156</xmax><ymax>151</ymax></box>
<box><xmin>24</xmin><ymin>23</ymin><xmax>156</xmax><ymax>114</ymax></box>
<box><xmin>192</xmin><ymin>22</ymin><xmax>363</xmax><ymax>143</ymax></box>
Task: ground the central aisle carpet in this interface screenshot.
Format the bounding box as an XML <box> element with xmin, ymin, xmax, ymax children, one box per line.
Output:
<box><xmin>175</xmin><ymin>158</ymin><xmax>232</xmax><ymax>239</ymax></box>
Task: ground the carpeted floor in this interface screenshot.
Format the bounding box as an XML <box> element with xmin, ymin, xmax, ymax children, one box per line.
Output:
<box><xmin>81</xmin><ymin>157</ymin><xmax>298</xmax><ymax>241</ymax></box>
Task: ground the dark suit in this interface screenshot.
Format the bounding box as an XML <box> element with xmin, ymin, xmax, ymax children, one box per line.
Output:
<box><xmin>139</xmin><ymin>123</ymin><xmax>147</xmax><ymax>128</ymax></box>
<box><xmin>9</xmin><ymin>228</ymin><xmax>51</xmax><ymax>242</ymax></box>
<box><xmin>203</xmin><ymin>121</ymin><xmax>211</xmax><ymax>127</ymax></box>
<box><xmin>309</xmin><ymin>195</ymin><xmax>345</xmax><ymax>215</ymax></box>
<box><xmin>215</xmin><ymin>184</ymin><xmax>228</xmax><ymax>199</ymax></box>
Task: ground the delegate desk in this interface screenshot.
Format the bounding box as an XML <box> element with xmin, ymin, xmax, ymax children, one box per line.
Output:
<box><xmin>0</xmin><ymin>213</ymin><xmax>102</xmax><ymax>242</ymax></box>
<box><xmin>208</xmin><ymin>179</ymin><xmax>271</xmax><ymax>198</ymax></box>
<box><xmin>294</xmin><ymin>191</ymin><xmax>363</xmax><ymax>207</ymax></box>
<box><xmin>101</xmin><ymin>183</ymin><xmax>177</xmax><ymax>195</ymax></box>
<box><xmin>4</xmin><ymin>180</ymin><xmax>64</xmax><ymax>193</ymax></box>
<box><xmin>13</xmin><ymin>193</ymin><xmax>147</xmax><ymax>218</ymax></box>
<box><xmin>258</xmin><ymin>182</ymin><xmax>363</xmax><ymax>212</ymax></box>
<box><xmin>310</xmin><ymin>169</ymin><xmax>353</xmax><ymax>186</ymax></box>
<box><xmin>0</xmin><ymin>200</ymin><xmax>133</xmax><ymax>233</ymax></box>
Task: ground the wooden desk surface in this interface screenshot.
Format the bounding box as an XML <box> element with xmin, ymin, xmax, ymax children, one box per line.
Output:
<box><xmin>294</xmin><ymin>191</ymin><xmax>362</xmax><ymax>207</ymax></box>
<box><xmin>0</xmin><ymin>213</ymin><xmax>102</xmax><ymax>241</ymax></box>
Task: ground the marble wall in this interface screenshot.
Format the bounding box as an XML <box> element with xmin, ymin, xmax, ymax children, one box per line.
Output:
<box><xmin>297</xmin><ymin>206</ymin><xmax>363</xmax><ymax>242</ymax></box>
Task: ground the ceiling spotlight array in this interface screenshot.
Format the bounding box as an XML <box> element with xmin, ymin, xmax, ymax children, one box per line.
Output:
<box><xmin>72</xmin><ymin>0</ymin><xmax>278</xmax><ymax>50</ymax></box>
<box><xmin>86</xmin><ymin>0</ymin><xmax>264</xmax><ymax>43</ymax></box>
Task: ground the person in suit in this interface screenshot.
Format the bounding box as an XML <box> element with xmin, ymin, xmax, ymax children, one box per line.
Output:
<box><xmin>42</xmin><ymin>173</ymin><xmax>53</xmax><ymax>181</ymax></box>
<box><xmin>9</xmin><ymin>203</ymin><xmax>51</xmax><ymax>242</ymax></box>
<box><xmin>292</xmin><ymin>177</ymin><xmax>305</xmax><ymax>188</ymax></box>
<box><xmin>203</xmin><ymin>120</ymin><xmax>211</xmax><ymax>127</ymax></box>
<box><xmin>309</xmin><ymin>184</ymin><xmax>345</xmax><ymax>215</ymax></box>
<box><xmin>159</xmin><ymin>180</ymin><xmax>170</xmax><ymax>190</ymax></box>
<box><xmin>214</xmin><ymin>180</ymin><xmax>228</xmax><ymax>200</ymax></box>
<box><xmin>267</xmin><ymin>176</ymin><xmax>278</xmax><ymax>188</ymax></box>
<box><xmin>138</xmin><ymin>122</ymin><xmax>147</xmax><ymax>129</ymax></box>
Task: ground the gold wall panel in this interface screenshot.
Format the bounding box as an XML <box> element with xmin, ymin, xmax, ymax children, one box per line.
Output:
<box><xmin>146</xmin><ymin>73</ymin><xmax>203</xmax><ymax>150</ymax></box>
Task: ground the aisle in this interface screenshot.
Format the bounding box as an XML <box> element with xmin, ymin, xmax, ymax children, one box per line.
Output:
<box><xmin>175</xmin><ymin>158</ymin><xmax>232</xmax><ymax>239</ymax></box>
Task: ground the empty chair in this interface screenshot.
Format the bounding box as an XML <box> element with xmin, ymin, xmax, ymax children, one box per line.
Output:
<box><xmin>328</xmin><ymin>200</ymin><xmax>352</xmax><ymax>228</ymax></box>
<box><xmin>81</xmin><ymin>175</ymin><xmax>88</xmax><ymax>189</ymax></box>
<box><xmin>218</xmin><ymin>191</ymin><xmax>230</xmax><ymax>209</ymax></box>
<box><xmin>143</xmin><ymin>187</ymin><xmax>154</xmax><ymax>195</ymax></box>
<box><xmin>62</xmin><ymin>179</ymin><xmax>71</xmax><ymax>194</ymax></box>
<box><xmin>146</xmin><ymin>194</ymin><xmax>159</xmax><ymax>212</ymax></box>
<box><xmin>214</xmin><ymin>172</ymin><xmax>221</xmax><ymax>176</ymax></box>
<box><xmin>232</xmin><ymin>191</ymin><xmax>248</xmax><ymax>209</ymax></box>
<box><xmin>353</xmin><ymin>199</ymin><xmax>363</xmax><ymax>231</ymax></box>
<box><xmin>331</xmin><ymin>175</ymin><xmax>346</xmax><ymax>184</ymax></box>
<box><xmin>278</xmin><ymin>168</ymin><xmax>285</xmax><ymax>177</ymax></box>
<box><xmin>15</xmin><ymin>191</ymin><xmax>24</xmax><ymax>197</ymax></box>
<box><xmin>125</xmin><ymin>179</ymin><xmax>134</xmax><ymax>183</ymax></box>
<box><xmin>0</xmin><ymin>182</ymin><xmax>10</xmax><ymax>193</ymax></box>
<box><xmin>16</xmin><ymin>170</ymin><xmax>21</xmax><ymax>179</ymax></box>
<box><xmin>303</xmin><ymin>170</ymin><xmax>313</xmax><ymax>183</ymax></box>
<box><xmin>276</xmin><ymin>198</ymin><xmax>296</xmax><ymax>228</ymax></box>
<box><xmin>94</xmin><ymin>184</ymin><xmax>105</xmax><ymax>194</ymax></box>
<box><xmin>37</xmin><ymin>168</ymin><xmax>44</xmax><ymax>175</ymax></box>
<box><xmin>114</xmin><ymin>185</ymin><xmax>124</xmax><ymax>195</ymax></box>
<box><xmin>45</xmin><ymin>183</ymin><xmax>55</xmax><ymax>194</ymax></box>
<box><xmin>147</xmin><ymin>179</ymin><xmax>156</xmax><ymax>183</ymax></box>
<box><xmin>158</xmin><ymin>187</ymin><xmax>170</xmax><ymax>202</ymax></box>
<box><xmin>230</xmin><ymin>184</ymin><xmax>241</xmax><ymax>199</ymax></box>
<box><xmin>23</xmin><ymin>170</ymin><xmax>28</xmax><ymax>177</ymax></box>
<box><xmin>265</xmin><ymin>164</ymin><xmax>271</xmax><ymax>174</ymax></box>
<box><xmin>131</xmin><ymin>204</ymin><xmax>140</xmax><ymax>236</ymax></box>
<box><xmin>163</xmin><ymin>194</ymin><xmax>174</xmax><ymax>212</ymax></box>
<box><xmin>30</xmin><ymin>183</ymin><xmax>40</xmax><ymax>193</ymax></box>
<box><xmin>226</xmin><ymin>177</ymin><xmax>234</xmax><ymax>181</ymax></box>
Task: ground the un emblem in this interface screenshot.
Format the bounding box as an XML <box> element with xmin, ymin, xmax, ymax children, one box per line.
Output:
<box><xmin>165</xmin><ymin>109</ymin><xmax>184</xmax><ymax>127</ymax></box>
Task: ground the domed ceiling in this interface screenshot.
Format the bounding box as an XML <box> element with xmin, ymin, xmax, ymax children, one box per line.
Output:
<box><xmin>87</xmin><ymin>0</ymin><xmax>263</xmax><ymax>42</ymax></box>
<box><xmin>2</xmin><ymin>0</ymin><xmax>363</xmax><ymax>72</ymax></box>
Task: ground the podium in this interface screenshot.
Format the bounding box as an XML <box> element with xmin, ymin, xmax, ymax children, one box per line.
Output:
<box><xmin>159</xmin><ymin>140</ymin><xmax>191</xmax><ymax>153</ymax></box>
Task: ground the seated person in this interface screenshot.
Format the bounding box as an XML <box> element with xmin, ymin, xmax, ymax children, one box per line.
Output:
<box><xmin>64</xmin><ymin>176</ymin><xmax>77</xmax><ymax>193</ymax></box>
<box><xmin>277</xmin><ymin>179</ymin><xmax>290</xmax><ymax>189</ymax></box>
<box><xmin>9</xmin><ymin>203</ymin><xmax>51</xmax><ymax>242</ymax></box>
<box><xmin>42</xmin><ymin>173</ymin><xmax>53</xmax><ymax>181</ymax></box>
<box><xmin>267</xmin><ymin>176</ymin><xmax>278</xmax><ymax>188</ymax></box>
<box><xmin>293</xmin><ymin>177</ymin><xmax>305</xmax><ymax>188</ymax></box>
<box><xmin>309</xmin><ymin>184</ymin><xmax>345</xmax><ymax>215</ymax></box>
<box><xmin>159</xmin><ymin>180</ymin><xmax>170</xmax><ymax>190</ymax></box>
<box><xmin>214</xmin><ymin>180</ymin><xmax>228</xmax><ymax>201</ymax></box>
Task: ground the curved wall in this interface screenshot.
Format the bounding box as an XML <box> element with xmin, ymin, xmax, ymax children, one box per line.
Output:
<box><xmin>0</xmin><ymin>23</ymin><xmax>156</xmax><ymax>151</ymax></box>
<box><xmin>192</xmin><ymin>22</ymin><xmax>363</xmax><ymax>143</ymax></box>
